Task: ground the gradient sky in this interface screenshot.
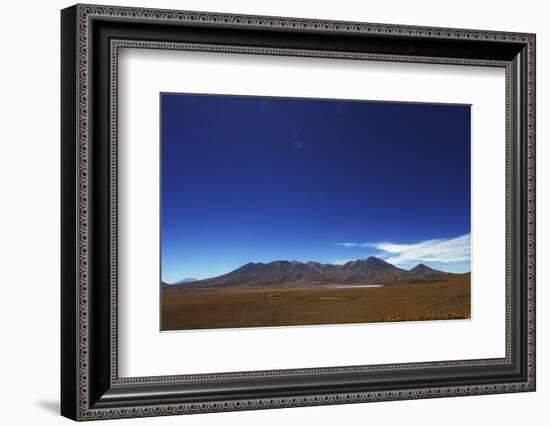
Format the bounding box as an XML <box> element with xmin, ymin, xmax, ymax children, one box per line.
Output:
<box><xmin>161</xmin><ymin>94</ymin><xmax>471</xmax><ymax>283</ymax></box>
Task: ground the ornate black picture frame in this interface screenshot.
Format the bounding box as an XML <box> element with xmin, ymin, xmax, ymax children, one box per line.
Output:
<box><xmin>61</xmin><ymin>4</ymin><xmax>536</xmax><ymax>421</ymax></box>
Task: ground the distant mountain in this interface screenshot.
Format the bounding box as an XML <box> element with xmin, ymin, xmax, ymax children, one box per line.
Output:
<box><xmin>164</xmin><ymin>257</ymin><xmax>458</xmax><ymax>290</ymax></box>
<box><xmin>173</xmin><ymin>277</ymin><xmax>198</xmax><ymax>284</ymax></box>
<box><xmin>407</xmin><ymin>263</ymin><xmax>451</xmax><ymax>283</ymax></box>
<box><xmin>410</xmin><ymin>263</ymin><xmax>433</xmax><ymax>273</ymax></box>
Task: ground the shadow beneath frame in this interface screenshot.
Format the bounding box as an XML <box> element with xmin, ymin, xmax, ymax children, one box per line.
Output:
<box><xmin>36</xmin><ymin>400</ymin><xmax>59</xmax><ymax>416</ymax></box>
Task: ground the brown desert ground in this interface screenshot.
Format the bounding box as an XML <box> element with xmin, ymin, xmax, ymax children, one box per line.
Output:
<box><xmin>161</xmin><ymin>273</ymin><xmax>470</xmax><ymax>331</ymax></box>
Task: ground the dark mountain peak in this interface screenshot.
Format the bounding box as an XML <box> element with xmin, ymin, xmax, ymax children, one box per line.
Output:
<box><xmin>410</xmin><ymin>263</ymin><xmax>433</xmax><ymax>273</ymax></box>
<box><xmin>409</xmin><ymin>263</ymin><xmax>449</xmax><ymax>274</ymax></box>
<box><xmin>366</xmin><ymin>256</ymin><xmax>391</xmax><ymax>266</ymax></box>
<box><xmin>343</xmin><ymin>256</ymin><xmax>398</xmax><ymax>270</ymax></box>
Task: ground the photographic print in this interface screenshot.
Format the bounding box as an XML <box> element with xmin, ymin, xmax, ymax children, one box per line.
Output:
<box><xmin>160</xmin><ymin>93</ymin><xmax>471</xmax><ymax>331</ymax></box>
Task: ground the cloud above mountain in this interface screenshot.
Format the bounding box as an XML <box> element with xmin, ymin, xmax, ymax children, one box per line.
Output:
<box><xmin>337</xmin><ymin>233</ymin><xmax>471</xmax><ymax>267</ymax></box>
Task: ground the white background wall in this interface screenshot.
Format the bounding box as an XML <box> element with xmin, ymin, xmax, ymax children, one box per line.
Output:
<box><xmin>0</xmin><ymin>0</ymin><xmax>546</xmax><ymax>424</ymax></box>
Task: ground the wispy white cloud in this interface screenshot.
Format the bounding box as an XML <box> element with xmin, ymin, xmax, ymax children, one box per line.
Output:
<box><xmin>335</xmin><ymin>242</ymin><xmax>365</xmax><ymax>248</ymax></box>
<box><xmin>337</xmin><ymin>233</ymin><xmax>471</xmax><ymax>266</ymax></box>
<box><xmin>336</xmin><ymin>242</ymin><xmax>379</xmax><ymax>248</ymax></box>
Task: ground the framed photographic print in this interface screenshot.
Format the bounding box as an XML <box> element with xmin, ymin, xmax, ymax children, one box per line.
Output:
<box><xmin>61</xmin><ymin>4</ymin><xmax>536</xmax><ymax>421</ymax></box>
<box><xmin>160</xmin><ymin>94</ymin><xmax>473</xmax><ymax>331</ymax></box>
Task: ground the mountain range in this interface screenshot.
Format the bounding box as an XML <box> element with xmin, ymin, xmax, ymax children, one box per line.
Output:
<box><xmin>164</xmin><ymin>256</ymin><xmax>461</xmax><ymax>290</ymax></box>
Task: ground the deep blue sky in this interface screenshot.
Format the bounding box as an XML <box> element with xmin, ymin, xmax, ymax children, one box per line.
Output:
<box><xmin>161</xmin><ymin>94</ymin><xmax>471</xmax><ymax>282</ymax></box>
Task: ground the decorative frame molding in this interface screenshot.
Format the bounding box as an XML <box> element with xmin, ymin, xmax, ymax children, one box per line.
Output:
<box><xmin>61</xmin><ymin>4</ymin><xmax>535</xmax><ymax>421</ymax></box>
